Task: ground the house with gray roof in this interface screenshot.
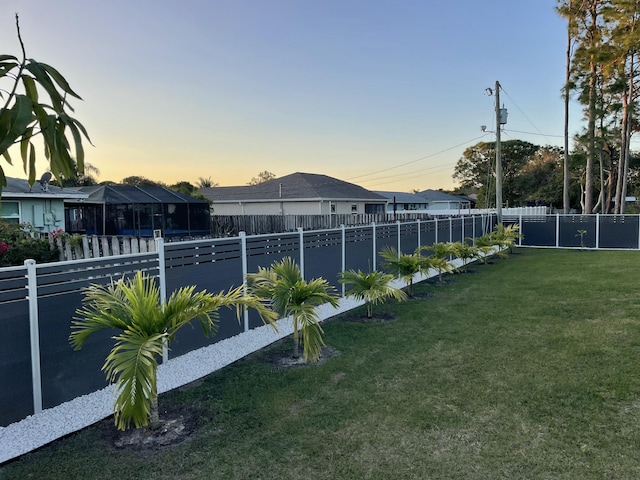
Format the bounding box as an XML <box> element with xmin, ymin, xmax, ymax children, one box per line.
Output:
<box><xmin>1</xmin><ymin>176</ymin><xmax>88</xmax><ymax>233</ymax></box>
<box><xmin>374</xmin><ymin>191</ymin><xmax>429</xmax><ymax>213</ymax></box>
<box><xmin>416</xmin><ymin>189</ymin><xmax>472</xmax><ymax>211</ymax></box>
<box><xmin>199</xmin><ymin>172</ymin><xmax>387</xmax><ymax>215</ymax></box>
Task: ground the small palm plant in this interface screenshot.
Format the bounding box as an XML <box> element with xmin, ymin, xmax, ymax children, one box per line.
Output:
<box><xmin>491</xmin><ymin>223</ymin><xmax>522</xmax><ymax>254</ymax></box>
<box><xmin>70</xmin><ymin>271</ymin><xmax>277</xmax><ymax>431</ymax></box>
<box><xmin>247</xmin><ymin>257</ymin><xmax>340</xmax><ymax>363</ymax></box>
<box><xmin>450</xmin><ymin>240</ymin><xmax>479</xmax><ymax>273</ymax></box>
<box><xmin>475</xmin><ymin>237</ymin><xmax>500</xmax><ymax>265</ymax></box>
<box><xmin>379</xmin><ymin>246</ymin><xmax>434</xmax><ymax>297</ymax></box>
<box><xmin>423</xmin><ymin>242</ymin><xmax>456</xmax><ymax>283</ymax></box>
<box><xmin>338</xmin><ymin>269</ymin><xmax>407</xmax><ymax>318</ymax></box>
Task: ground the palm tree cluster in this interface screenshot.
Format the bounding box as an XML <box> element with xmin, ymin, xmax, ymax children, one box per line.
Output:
<box><xmin>70</xmin><ymin>224</ymin><xmax>517</xmax><ymax>432</ymax></box>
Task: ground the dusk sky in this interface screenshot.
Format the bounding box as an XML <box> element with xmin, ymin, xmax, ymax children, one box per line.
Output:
<box><xmin>2</xmin><ymin>1</ymin><xmax>574</xmax><ymax>191</ymax></box>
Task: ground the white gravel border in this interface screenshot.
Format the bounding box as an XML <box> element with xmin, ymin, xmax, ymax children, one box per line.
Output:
<box><xmin>0</xmin><ymin>256</ymin><xmax>479</xmax><ymax>464</ymax></box>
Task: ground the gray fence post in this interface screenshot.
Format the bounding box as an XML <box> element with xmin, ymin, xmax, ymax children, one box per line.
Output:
<box><xmin>25</xmin><ymin>259</ymin><xmax>42</xmax><ymax>415</ymax></box>
<box><xmin>372</xmin><ymin>222</ymin><xmax>377</xmax><ymax>271</ymax></box>
<box><xmin>239</xmin><ymin>232</ymin><xmax>249</xmax><ymax>331</ymax></box>
<box><xmin>396</xmin><ymin>220</ymin><xmax>401</xmax><ymax>254</ymax></box>
<box><xmin>461</xmin><ymin>216</ymin><xmax>465</xmax><ymax>242</ymax></box>
<box><xmin>417</xmin><ymin>219</ymin><xmax>421</xmax><ymax>249</ymax></box>
<box><xmin>556</xmin><ymin>214</ymin><xmax>560</xmax><ymax>248</ymax></box>
<box><xmin>449</xmin><ymin>217</ymin><xmax>453</xmax><ymax>243</ymax></box>
<box><xmin>298</xmin><ymin>227</ymin><xmax>305</xmax><ymax>279</ymax></box>
<box><xmin>595</xmin><ymin>214</ymin><xmax>600</xmax><ymax>249</ymax></box>
<box><xmin>341</xmin><ymin>224</ymin><xmax>346</xmax><ymax>297</ymax></box>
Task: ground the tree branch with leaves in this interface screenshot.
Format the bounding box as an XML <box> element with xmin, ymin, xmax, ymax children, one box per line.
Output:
<box><xmin>0</xmin><ymin>14</ymin><xmax>91</xmax><ymax>191</ymax></box>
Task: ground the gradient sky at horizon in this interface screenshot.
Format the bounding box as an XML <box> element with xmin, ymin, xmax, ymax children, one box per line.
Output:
<box><xmin>2</xmin><ymin>0</ymin><xmax>575</xmax><ymax>192</ymax></box>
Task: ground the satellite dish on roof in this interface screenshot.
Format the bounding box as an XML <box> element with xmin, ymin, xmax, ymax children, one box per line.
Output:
<box><xmin>39</xmin><ymin>172</ymin><xmax>52</xmax><ymax>192</ymax></box>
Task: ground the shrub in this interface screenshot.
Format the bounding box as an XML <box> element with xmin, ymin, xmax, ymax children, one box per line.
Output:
<box><xmin>0</xmin><ymin>222</ymin><xmax>58</xmax><ymax>266</ymax></box>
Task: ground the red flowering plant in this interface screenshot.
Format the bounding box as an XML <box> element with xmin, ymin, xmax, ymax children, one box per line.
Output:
<box><xmin>50</xmin><ymin>228</ymin><xmax>65</xmax><ymax>239</ymax></box>
<box><xmin>0</xmin><ymin>222</ymin><xmax>58</xmax><ymax>267</ymax></box>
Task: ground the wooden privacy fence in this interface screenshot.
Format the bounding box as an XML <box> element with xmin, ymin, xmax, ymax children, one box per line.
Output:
<box><xmin>210</xmin><ymin>213</ymin><xmax>436</xmax><ymax>236</ymax></box>
<box><xmin>50</xmin><ymin>235</ymin><xmax>156</xmax><ymax>261</ymax></box>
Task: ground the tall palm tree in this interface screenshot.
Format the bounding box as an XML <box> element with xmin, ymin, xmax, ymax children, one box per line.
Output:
<box><xmin>70</xmin><ymin>271</ymin><xmax>276</xmax><ymax>431</ymax></box>
<box><xmin>379</xmin><ymin>246</ymin><xmax>434</xmax><ymax>297</ymax></box>
<box><xmin>247</xmin><ymin>257</ymin><xmax>339</xmax><ymax>363</ymax></box>
<box><xmin>338</xmin><ymin>269</ymin><xmax>407</xmax><ymax>318</ymax></box>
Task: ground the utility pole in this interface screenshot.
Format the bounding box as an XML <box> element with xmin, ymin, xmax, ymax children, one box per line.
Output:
<box><xmin>495</xmin><ymin>80</ymin><xmax>503</xmax><ymax>224</ymax></box>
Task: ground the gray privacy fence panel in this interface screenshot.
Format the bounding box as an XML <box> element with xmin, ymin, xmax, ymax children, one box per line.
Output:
<box><xmin>603</xmin><ymin>215</ymin><xmax>635</xmax><ymax>248</ymax></box>
<box><xmin>345</xmin><ymin>226</ymin><xmax>375</xmax><ymax>273</ymax></box>
<box><xmin>164</xmin><ymin>239</ymin><xmax>245</xmax><ymax>357</ymax></box>
<box><xmin>375</xmin><ymin>223</ymin><xmax>398</xmax><ymax>268</ymax></box>
<box><xmin>303</xmin><ymin>230</ymin><xmax>343</xmax><ymax>290</ymax></box>
<box><xmin>0</xmin><ymin>266</ymin><xmax>28</xmax><ymax>303</ymax></box>
<box><xmin>436</xmin><ymin>218</ymin><xmax>451</xmax><ymax>243</ymax></box>
<box><xmin>244</xmin><ymin>232</ymin><xmax>301</xmax><ymax>330</ymax></box>
<box><xmin>598</xmin><ymin>215</ymin><xmax>639</xmax><ymax>249</ymax></box>
<box><xmin>514</xmin><ymin>216</ymin><xmax>556</xmax><ymax>246</ymax></box>
<box><xmin>0</xmin><ymin>267</ymin><xmax>32</xmax><ymax>426</ymax></box>
<box><xmin>420</xmin><ymin>220</ymin><xmax>437</xmax><ymax>249</ymax></box>
<box><xmin>36</xmin><ymin>255</ymin><xmax>160</xmax><ymax>410</ymax></box>
<box><xmin>463</xmin><ymin>217</ymin><xmax>475</xmax><ymax>240</ymax></box>
<box><xmin>246</xmin><ymin>233</ymin><xmax>300</xmax><ymax>272</ymax></box>
<box><xmin>400</xmin><ymin>222</ymin><xmax>419</xmax><ymax>254</ymax></box>
<box><xmin>450</xmin><ymin>218</ymin><xmax>463</xmax><ymax>243</ymax></box>
<box><xmin>559</xmin><ymin>215</ymin><xmax>597</xmax><ymax>248</ymax></box>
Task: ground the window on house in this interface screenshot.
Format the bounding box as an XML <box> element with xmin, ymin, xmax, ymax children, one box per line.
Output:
<box><xmin>351</xmin><ymin>204</ymin><xmax>358</xmax><ymax>214</ymax></box>
<box><xmin>330</xmin><ymin>203</ymin><xmax>336</xmax><ymax>214</ymax></box>
<box><xmin>1</xmin><ymin>201</ymin><xmax>20</xmax><ymax>224</ymax></box>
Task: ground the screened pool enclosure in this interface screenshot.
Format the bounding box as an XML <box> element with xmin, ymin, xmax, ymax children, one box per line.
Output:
<box><xmin>65</xmin><ymin>185</ymin><xmax>211</xmax><ymax>238</ymax></box>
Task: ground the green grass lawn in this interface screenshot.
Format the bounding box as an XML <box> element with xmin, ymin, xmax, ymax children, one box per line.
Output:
<box><xmin>3</xmin><ymin>248</ymin><xmax>640</xmax><ymax>479</ymax></box>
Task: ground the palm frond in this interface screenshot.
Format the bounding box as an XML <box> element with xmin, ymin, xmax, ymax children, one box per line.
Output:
<box><xmin>339</xmin><ymin>269</ymin><xmax>407</xmax><ymax>308</ymax></box>
<box><xmin>248</xmin><ymin>257</ymin><xmax>338</xmax><ymax>362</ymax></box>
<box><xmin>103</xmin><ymin>329</ymin><xmax>166</xmax><ymax>430</ymax></box>
<box><xmin>70</xmin><ymin>280</ymin><xmax>134</xmax><ymax>349</ymax></box>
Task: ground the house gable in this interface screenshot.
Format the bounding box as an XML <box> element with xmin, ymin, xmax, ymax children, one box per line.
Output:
<box><xmin>199</xmin><ymin>172</ymin><xmax>387</xmax><ymax>215</ymax></box>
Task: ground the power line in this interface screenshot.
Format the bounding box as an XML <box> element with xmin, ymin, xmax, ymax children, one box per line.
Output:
<box><xmin>345</xmin><ymin>133</ymin><xmax>492</xmax><ymax>182</ymax></box>
<box><xmin>499</xmin><ymin>86</ymin><xmax>553</xmax><ymax>144</ymax></box>
<box><xmin>361</xmin><ymin>163</ymin><xmax>460</xmax><ymax>189</ymax></box>
<box><xmin>358</xmin><ymin>160</ymin><xmax>460</xmax><ymax>184</ymax></box>
<box><xmin>504</xmin><ymin>129</ymin><xmax>563</xmax><ymax>138</ymax></box>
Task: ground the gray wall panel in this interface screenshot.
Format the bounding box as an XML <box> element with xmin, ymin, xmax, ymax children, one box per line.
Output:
<box><xmin>38</xmin><ymin>292</ymin><xmax>113</xmax><ymax>409</ymax></box>
<box><xmin>0</xmin><ymin>300</ymin><xmax>33</xmax><ymax>426</ymax></box>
